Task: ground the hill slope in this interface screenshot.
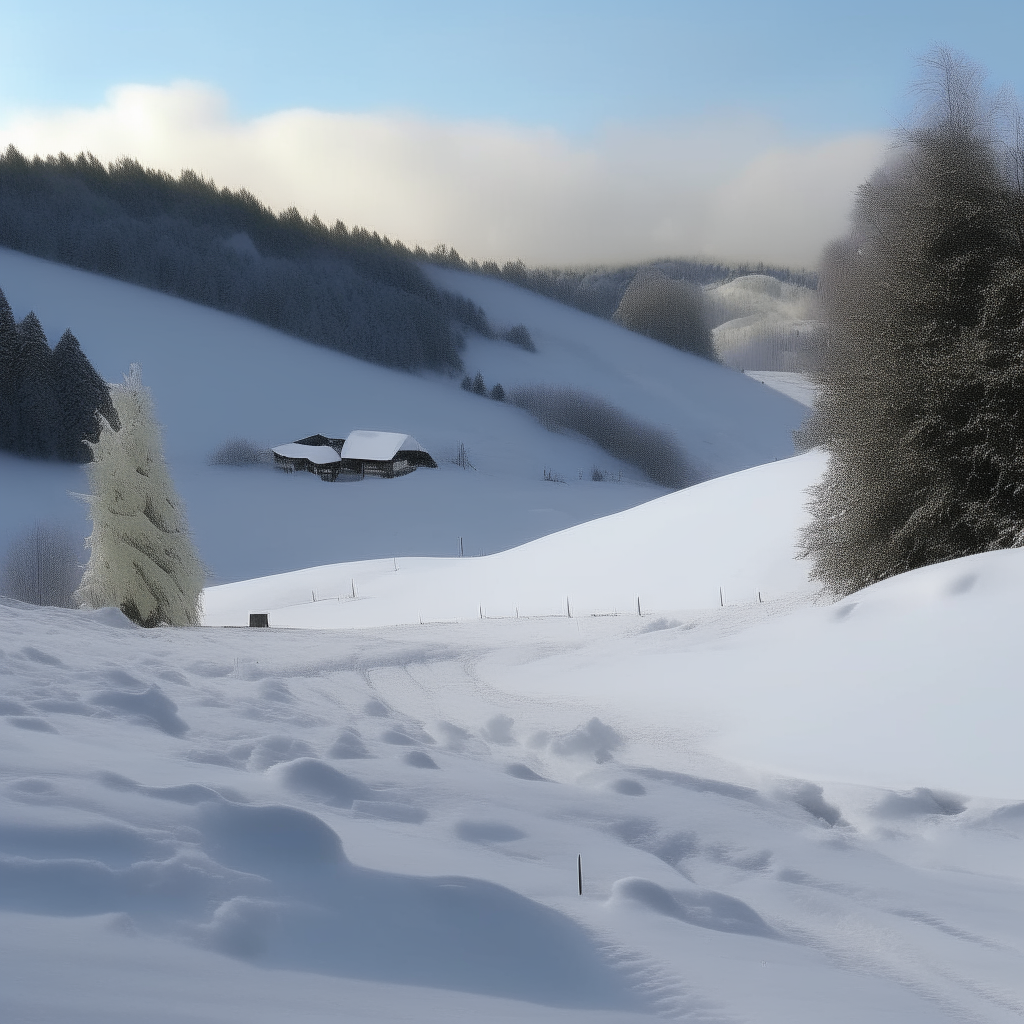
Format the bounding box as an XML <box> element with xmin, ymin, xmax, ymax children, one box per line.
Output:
<box><xmin>425</xmin><ymin>265</ymin><xmax>807</xmax><ymax>478</ymax></box>
<box><xmin>3</xmin><ymin>514</ymin><xmax>1022</xmax><ymax>1023</ymax></box>
<box><xmin>204</xmin><ymin>450</ymin><xmax>825</xmax><ymax>627</ymax></box>
<box><xmin>0</xmin><ymin>248</ymin><xmax>807</xmax><ymax>584</ymax></box>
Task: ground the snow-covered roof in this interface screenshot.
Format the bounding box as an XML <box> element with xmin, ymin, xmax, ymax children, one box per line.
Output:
<box><xmin>272</xmin><ymin>442</ymin><xmax>341</xmax><ymax>465</ymax></box>
<box><xmin>341</xmin><ymin>430</ymin><xmax>428</xmax><ymax>461</ymax></box>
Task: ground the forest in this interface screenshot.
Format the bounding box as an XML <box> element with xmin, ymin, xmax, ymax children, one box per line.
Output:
<box><xmin>0</xmin><ymin>284</ymin><xmax>115</xmax><ymax>462</ymax></box>
<box><xmin>0</xmin><ymin>147</ymin><xmax>514</xmax><ymax>372</ymax></box>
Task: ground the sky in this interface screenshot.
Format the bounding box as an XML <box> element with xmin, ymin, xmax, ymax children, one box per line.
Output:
<box><xmin>2</xmin><ymin>1</ymin><xmax>1023</xmax><ymax>268</ymax></box>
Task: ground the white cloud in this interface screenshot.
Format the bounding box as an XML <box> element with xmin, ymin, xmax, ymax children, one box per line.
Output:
<box><xmin>1</xmin><ymin>82</ymin><xmax>887</xmax><ymax>268</ymax></box>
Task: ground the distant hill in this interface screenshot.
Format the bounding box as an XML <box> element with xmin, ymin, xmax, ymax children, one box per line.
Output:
<box><xmin>707</xmin><ymin>274</ymin><xmax>820</xmax><ymax>371</ymax></box>
<box><xmin>425</xmin><ymin>247</ymin><xmax>819</xmax><ymax>366</ymax></box>
<box><xmin>0</xmin><ymin>147</ymin><xmax>514</xmax><ymax>372</ymax></box>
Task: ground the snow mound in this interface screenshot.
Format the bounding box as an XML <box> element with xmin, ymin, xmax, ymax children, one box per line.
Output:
<box><xmin>203</xmin><ymin>449</ymin><xmax>826</xmax><ymax>627</ymax></box>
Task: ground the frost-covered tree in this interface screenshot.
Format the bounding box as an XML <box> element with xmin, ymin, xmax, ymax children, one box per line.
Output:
<box><xmin>799</xmin><ymin>50</ymin><xmax>1024</xmax><ymax>596</ymax></box>
<box><xmin>76</xmin><ymin>366</ymin><xmax>204</xmax><ymax>626</ymax></box>
<box><xmin>612</xmin><ymin>269</ymin><xmax>715</xmax><ymax>360</ymax></box>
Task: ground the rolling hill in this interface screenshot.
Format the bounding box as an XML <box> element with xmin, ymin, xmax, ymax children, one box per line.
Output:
<box><xmin>0</xmin><ymin>246</ymin><xmax>807</xmax><ymax>584</ymax></box>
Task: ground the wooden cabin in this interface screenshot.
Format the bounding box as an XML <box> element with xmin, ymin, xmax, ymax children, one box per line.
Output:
<box><xmin>271</xmin><ymin>435</ymin><xmax>344</xmax><ymax>481</ymax></box>
<box><xmin>338</xmin><ymin>430</ymin><xmax>437</xmax><ymax>478</ymax></box>
<box><xmin>272</xmin><ymin>431</ymin><xmax>436</xmax><ymax>481</ymax></box>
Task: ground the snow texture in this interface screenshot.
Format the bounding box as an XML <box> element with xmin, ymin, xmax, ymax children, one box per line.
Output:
<box><xmin>1</xmin><ymin>249</ymin><xmax>1022</xmax><ymax>1024</ymax></box>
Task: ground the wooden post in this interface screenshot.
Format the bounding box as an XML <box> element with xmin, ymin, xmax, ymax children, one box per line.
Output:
<box><xmin>577</xmin><ymin>854</ymin><xmax>582</xmax><ymax>895</ymax></box>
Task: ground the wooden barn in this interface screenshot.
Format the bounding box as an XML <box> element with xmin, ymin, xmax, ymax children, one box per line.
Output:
<box><xmin>272</xmin><ymin>431</ymin><xmax>436</xmax><ymax>481</ymax></box>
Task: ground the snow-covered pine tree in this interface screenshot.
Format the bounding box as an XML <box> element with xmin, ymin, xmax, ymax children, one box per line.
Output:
<box><xmin>799</xmin><ymin>50</ymin><xmax>1024</xmax><ymax>596</ymax></box>
<box><xmin>75</xmin><ymin>365</ymin><xmax>204</xmax><ymax>626</ymax></box>
<box><xmin>51</xmin><ymin>329</ymin><xmax>118</xmax><ymax>462</ymax></box>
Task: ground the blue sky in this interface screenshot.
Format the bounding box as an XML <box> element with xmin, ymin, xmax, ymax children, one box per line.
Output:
<box><xmin>5</xmin><ymin>0</ymin><xmax>1021</xmax><ymax>136</ymax></box>
<box><xmin>2</xmin><ymin>1</ymin><xmax>1023</xmax><ymax>266</ymax></box>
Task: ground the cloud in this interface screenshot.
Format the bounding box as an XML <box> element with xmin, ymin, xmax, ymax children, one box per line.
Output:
<box><xmin>0</xmin><ymin>82</ymin><xmax>887</xmax><ymax>268</ymax></box>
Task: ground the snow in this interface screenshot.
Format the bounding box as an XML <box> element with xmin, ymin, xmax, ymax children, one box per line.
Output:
<box><xmin>203</xmin><ymin>450</ymin><xmax>826</xmax><ymax>628</ymax></box>
<box><xmin>3</xmin><ymin>251</ymin><xmax>1023</xmax><ymax>1022</ymax></box>
<box><xmin>743</xmin><ymin>370</ymin><xmax>817</xmax><ymax>408</ymax></box>
<box><xmin>3</xmin><ymin>524</ymin><xmax>1024</xmax><ymax>1021</ymax></box>
<box><xmin>340</xmin><ymin>430</ymin><xmax>428</xmax><ymax>460</ymax></box>
<box><xmin>423</xmin><ymin>265</ymin><xmax>807</xmax><ymax>479</ymax></box>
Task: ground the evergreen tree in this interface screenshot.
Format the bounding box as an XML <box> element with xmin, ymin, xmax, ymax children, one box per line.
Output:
<box><xmin>472</xmin><ymin>371</ymin><xmax>487</xmax><ymax>396</ymax></box>
<box><xmin>51</xmin><ymin>329</ymin><xmax>116</xmax><ymax>462</ymax></box>
<box><xmin>799</xmin><ymin>50</ymin><xmax>1024</xmax><ymax>596</ymax></box>
<box><xmin>76</xmin><ymin>365</ymin><xmax>204</xmax><ymax>626</ymax></box>
<box><xmin>0</xmin><ymin>287</ymin><xmax>17</xmax><ymax>453</ymax></box>
<box><xmin>13</xmin><ymin>313</ymin><xmax>58</xmax><ymax>458</ymax></box>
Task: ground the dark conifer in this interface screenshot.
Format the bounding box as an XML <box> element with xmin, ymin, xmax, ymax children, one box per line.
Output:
<box><xmin>0</xmin><ymin>287</ymin><xmax>17</xmax><ymax>453</ymax></box>
<box><xmin>13</xmin><ymin>313</ymin><xmax>58</xmax><ymax>458</ymax></box>
<box><xmin>51</xmin><ymin>329</ymin><xmax>114</xmax><ymax>462</ymax></box>
<box><xmin>473</xmin><ymin>372</ymin><xmax>487</xmax><ymax>396</ymax></box>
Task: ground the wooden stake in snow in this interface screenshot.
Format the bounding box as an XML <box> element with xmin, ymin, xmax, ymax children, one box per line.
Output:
<box><xmin>566</xmin><ymin>596</ymin><xmax>572</xmax><ymax>618</ymax></box>
<box><xmin>719</xmin><ymin>586</ymin><xmax>724</xmax><ymax>607</ymax></box>
<box><xmin>460</xmin><ymin>536</ymin><xmax>464</xmax><ymax>557</ymax></box>
<box><xmin>637</xmin><ymin>596</ymin><xmax>641</xmax><ymax>617</ymax></box>
<box><xmin>578</xmin><ymin>854</ymin><xmax>583</xmax><ymax>895</ymax></box>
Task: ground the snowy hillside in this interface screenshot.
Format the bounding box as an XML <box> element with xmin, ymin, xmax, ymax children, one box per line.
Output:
<box><xmin>3</xmin><ymin>526</ymin><xmax>1023</xmax><ymax>1022</ymax></box>
<box><xmin>4</xmin><ymin>248</ymin><xmax>1021</xmax><ymax>1024</ymax></box>
<box><xmin>0</xmin><ymin>248</ymin><xmax>806</xmax><ymax>585</ymax></box>
<box><xmin>424</xmin><ymin>264</ymin><xmax>806</xmax><ymax>475</ymax></box>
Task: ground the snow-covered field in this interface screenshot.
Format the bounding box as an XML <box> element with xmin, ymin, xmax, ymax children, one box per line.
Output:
<box><xmin>2</xmin><ymin>251</ymin><xmax>1023</xmax><ymax>1022</ymax></box>
<box><xmin>4</xmin><ymin>446</ymin><xmax>1024</xmax><ymax>1022</ymax></box>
